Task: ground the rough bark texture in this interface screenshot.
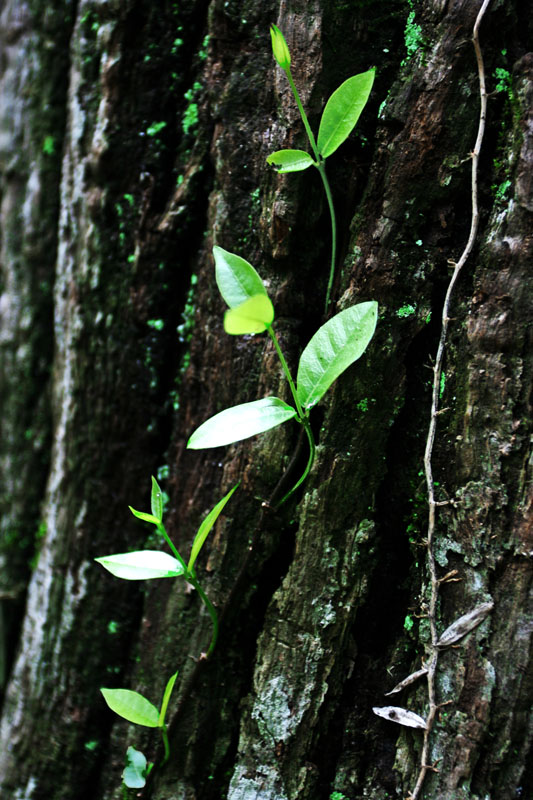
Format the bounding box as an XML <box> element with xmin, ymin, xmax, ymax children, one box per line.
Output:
<box><xmin>0</xmin><ymin>1</ymin><xmax>531</xmax><ymax>799</ymax></box>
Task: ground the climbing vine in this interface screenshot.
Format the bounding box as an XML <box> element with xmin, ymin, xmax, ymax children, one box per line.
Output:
<box><xmin>372</xmin><ymin>3</ymin><xmax>494</xmax><ymax>797</ymax></box>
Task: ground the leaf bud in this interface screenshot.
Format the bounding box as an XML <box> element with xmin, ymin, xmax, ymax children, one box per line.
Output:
<box><xmin>270</xmin><ymin>24</ymin><xmax>291</xmax><ymax>70</ymax></box>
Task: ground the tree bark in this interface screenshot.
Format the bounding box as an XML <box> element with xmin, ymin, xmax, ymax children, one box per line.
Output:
<box><xmin>0</xmin><ymin>1</ymin><xmax>531</xmax><ymax>799</ymax></box>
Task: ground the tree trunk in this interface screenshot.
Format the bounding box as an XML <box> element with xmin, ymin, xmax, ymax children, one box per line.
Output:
<box><xmin>0</xmin><ymin>1</ymin><xmax>531</xmax><ymax>799</ymax></box>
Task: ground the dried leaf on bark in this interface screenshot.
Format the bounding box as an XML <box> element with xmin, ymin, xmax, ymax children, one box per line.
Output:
<box><xmin>372</xmin><ymin>705</ymin><xmax>427</xmax><ymax>729</ymax></box>
<box><xmin>384</xmin><ymin>666</ymin><xmax>428</xmax><ymax>696</ymax></box>
<box><xmin>437</xmin><ymin>601</ymin><xmax>494</xmax><ymax>648</ymax></box>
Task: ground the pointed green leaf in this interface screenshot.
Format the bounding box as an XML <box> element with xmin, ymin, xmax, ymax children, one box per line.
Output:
<box><xmin>266</xmin><ymin>149</ymin><xmax>315</xmax><ymax>173</ymax></box>
<box><xmin>95</xmin><ymin>551</ymin><xmax>185</xmax><ymax>580</ymax></box>
<box><xmin>187</xmin><ymin>397</ymin><xmax>296</xmax><ymax>449</ymax></box>
<box><xmin>150</xmin><ymin>476</ymin><xmax>163</xmax><ymax>522</ymax></box>
<box><xmin>296</xmin><ymin>301</ymin><xmax>378</xmax><ymax>409</ymax></box>
<box><xmin>317</xmin><ymin>69</ymin><xmax>375</xmax><ymax>159</ymax></box>
<box><xmin>224</xmin><ymin>295</ymin><xmax>274</xmax><ymax>335</ymax></box>
<box><xmin>100</xmin><ymin>688</ymin><xmax>160</xmax><ymax>727</ymax></box>
<box><xmin>188</xmin><ymin>484</ymin><xmax>239</xmax><ymax>571</ymax></box>
<box><xmin>123</xmin><ymin>746</ymin><xmax>148</xmax><ymax>789</ymax></box>
<box><xmin>129</xmin><ymin>507</ymin><xmax>160</xmax><ymax>525</ymax></box>
<box><xmin>213</xmin><ymin>245</ymin><xmax>268</xmax><ymax>308</ymax></box>
<box><xmin>158</xmin><ymin>671</ymin><xmax>178</xmax><ymax>727</ymax></box>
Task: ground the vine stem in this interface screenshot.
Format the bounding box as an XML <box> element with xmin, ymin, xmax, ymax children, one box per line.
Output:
<box><xmin>267</xmin><ymin>324</ymin><xmax>304</xmax><ymax>417</ymax></box>
<box><xmin>410</xmin><ymin>2</ymin><xmax>491</xmax><ymax>798</ymax></box>
<box><xmin>267</xmin><ymin>325</ymin><xmax>316</xmax><ymax>506</ymax></box>
<box><xmin>158</xmin><ymin>523</ymin><xmax>218</xmax><ymax>658</ymax></box>
<box><xmin>141</xmin><ymin>526</ymin><xmax>218</xmax><ymax>786</ymax></box>
<box><xmin>157</xmin><ymin>523</ymin><xmax>187</xmax><ymax>570</ymax></box>
<box><xmin>285</xmin><ymin>68</ymin><xmax>337</xmax><ymax>314</ymax></box>
<box><xmin>285</xmin><ymin>68</ymin><xmax>320</xmax><ymax>160</ymax></box>
<box><xmin>189</xmin><ymin>576</ymin><xmax>219</xmax><ymax>658</ymax></box>
<box><xmin>276</xmin><ymin>422</ymin><xmax>316</xmax><ymax>506</ymax></box>
<box><xmin>160</xmin><ymin>725</ymin><xmax>170</xmax><ymax>765</ymax></box>
<box><xmin>317</xmin><ymin>160</ymin><xmax>337</xmax><ymax>315</ymax></box>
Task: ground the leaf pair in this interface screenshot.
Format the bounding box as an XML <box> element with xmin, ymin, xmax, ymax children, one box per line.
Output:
<box><xmin>187</xmin><ymin>247</ymin><xmax>377</xmax><ymax>450</ymax></box>
<box><xmin>266</xmin><ymin>69</ymin><xmax>375</xmax><ymax>173</ymax></box>
<box><xmin>127</xmin><ymin>473</ymin><xmax>165</xmax><ymax>525</ymax></box>
<box><xmin>268</xmin><ymin>26</ymin><xmax>375</xmax><ymax>314</ymax></box>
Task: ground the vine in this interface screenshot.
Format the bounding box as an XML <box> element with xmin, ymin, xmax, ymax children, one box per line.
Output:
<box><xmin>372</xmin><ymin>3</ymin><xmax>494</xmax><ymax>797</ymax></box>
<box><xmin>95</xmin><ymin>24</ymin><xmax>377</xmax><ymax>791</ymax></box>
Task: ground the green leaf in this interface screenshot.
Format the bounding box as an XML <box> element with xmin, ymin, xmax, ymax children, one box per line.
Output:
<box><xmin>158</xmin><ymin>671</ymin><xmax>178</xmax><ymax>727</ymax></box>
<box><xmin>129</xmin><ymin>507</ymin><xmax>160</xmax><ymax>525</ymax></box>
<box><xmin>150</xmin><ymin>476</ymin><xmax>163</xmax><ymax>522</ymax></box>
<box><xmin>213</xmin><ymin>245</ymin><xmax>268</xmax><ymax>308</ymax></box>
<box><xmin>95</xmin><ymin>551</ymin><xmax>185</xmax><ymax>580</ymax></box>
<box><xmin>188</xmin><ymin>484</ymin><xmax>239</xmax><ymax>571</ymax></box>
<box><xmin>100</xmin><ymin>688</ymin><xmax>160</xmax><ymax>727</ymax></box>
<box><xmin>296</xmin><ymin>301</ymin><xmax>378</xmax><ymax>409</ymax></box>
<box><xmin>123</xmin><ymin>746</ymin><xmax>148</xmax><ymax>789</ymax></box>
<box><xmin>317</xmin><ymin>69</ymin><xmax>375</xmax><ymax>159</ymax></box>
<box><xmin>224</xmin><ymin>295</ymin><xmax>274</xmax><ymax>335</ymax></box>
<box><xmin>187</xmin><ymin>397</ymin><xmax>297</xmax><ymax>449</ymax></box>
<box><xmin>266</xmin><ymin>149</ymin><xmax>315</xmax><ymax>173</ymax></box>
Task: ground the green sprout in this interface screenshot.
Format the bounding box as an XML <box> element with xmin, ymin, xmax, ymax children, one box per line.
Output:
<box><xmin>268</xmin><ymin>25</ymin><xmax>374</xmax><ymax>313</ymax></box>
<box><xmin>96</xmin><ymin>478</ymin><xmax>238</xmax><ymax>784</ymax></box>
<box><xmin>96</xmin><ymin>476</ymin><xmax>238</xmax><ymax>658</ymax></box>
<box><xmin>101</xmin><ymin>672</ymin><xmax>177</xmax><ymax>776</ymax></box>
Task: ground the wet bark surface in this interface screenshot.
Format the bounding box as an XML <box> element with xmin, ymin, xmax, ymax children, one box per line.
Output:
<box><xmin>0</xmin><ymin>1</ymin><xmax>531</xmax><ymax>799</ymax></box>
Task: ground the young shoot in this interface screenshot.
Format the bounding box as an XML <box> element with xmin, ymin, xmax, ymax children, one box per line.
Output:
<box><xmin>100</xmin><ymin>670</ymin><xmax>177</xmax><ymax>788</ymax></box>
<box><xmin>96</xmin><ymin>477</ymin><xmax>238</xmax><ymax>658</ymax></box>
<box><xmin>96</xmin><ymin>478</ymin><xmax>238</xmax><ymax>785</ymax></box>
<box><xmin>187</xmin><ymin>246</ymin><xmax>377</xmax><ymax>505</ymax></box>
<box><xmin>268</xmin><ymin>25</ymin><xmax>375</xmax><ymax>313</ymax></box>
<box><xmin>101</xmin><ymin>671</ymin><xmax>177</xmax><ymax>787</ymax></box>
